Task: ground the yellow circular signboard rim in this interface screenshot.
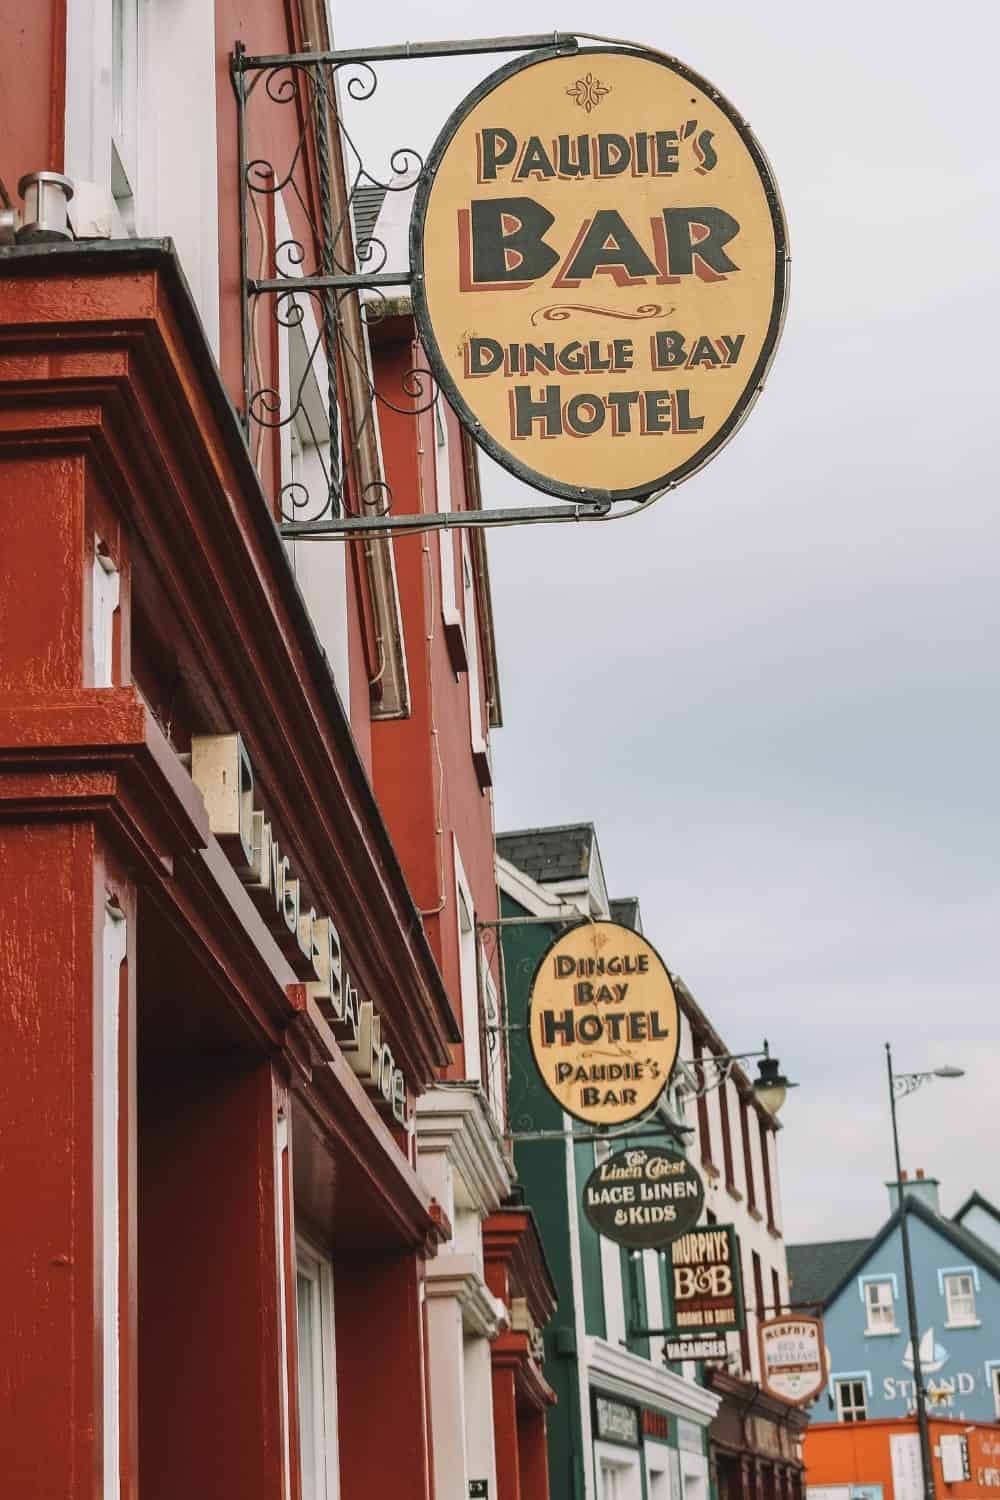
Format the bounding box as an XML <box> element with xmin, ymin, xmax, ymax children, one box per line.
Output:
<box><xmin>410</xmin><ymin>43</ymin><xmax>789</xmax><ymax>505</ymax></box>
<box><xmin>526</xmin><ymin>918</ymin><xmax>680</xmax><ymax>1126</ymax></box>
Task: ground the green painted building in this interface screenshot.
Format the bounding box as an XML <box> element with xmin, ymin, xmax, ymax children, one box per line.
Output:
<box><xmin>496</xmin><ymin>826</ymin><xmax>720</xmax><ymax>1500</ymax></box>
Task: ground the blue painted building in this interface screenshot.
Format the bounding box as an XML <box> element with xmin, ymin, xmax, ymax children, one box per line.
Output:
<box><xmin>788</xmin><ymin>1175</ymin><xmax>1000</xmax><ymax>1427</ymax></box>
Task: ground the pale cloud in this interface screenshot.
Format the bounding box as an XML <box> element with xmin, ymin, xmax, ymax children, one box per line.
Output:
<box><xmin>337</xmin><ymin>0</ymin><xmax>1000</xmax><ymax>1238</ymax></box>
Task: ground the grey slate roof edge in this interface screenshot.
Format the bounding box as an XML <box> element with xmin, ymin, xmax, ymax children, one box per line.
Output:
<box><xmin>495</xmin><ymin>823</ymin><xmax>596</xmax><ymax>882</ymax></box>
<box><xmin>816</xmin><ymin>1195</ymin><xmax>1000</xmax><ymax>1310</ymax></box>
<box><xmin>786</xmin><ymin>1239</ymin><xmax>870</xmax><ymax>1306</ymax></box>
<box><xmin>609</xmin><ymin>896</ymin><xmax>641</xmax><ymax>931</ymax></box>
<box><xmin>497</xmin><ymin>821</ymin><xmax>596</xmax><ymax>843</ymax></box>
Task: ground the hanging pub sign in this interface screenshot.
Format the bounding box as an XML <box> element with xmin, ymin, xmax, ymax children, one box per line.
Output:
<box><xmin>526</xmin><ymin>919</ymin><xmax>679</xmax><ymax>1126</ymax></box>
<box><xmin>411</xmin><ymin>44</ymin><xmax>788</xmax><ymax>505</ymax></box>
<box><xmin>758</xmin><ymin>1315</ymin><xmax>828</xmax><ymax>1407</ymax></box>
<box><xmin>582</xmin><ymin>1147</ymin><xmax>704</xmax><ymax>1249</ymax></box>
<box><xmin>669</xmin><ymin>1224</ymin><xmax>745</xmax><ymax>1333</ymax></box>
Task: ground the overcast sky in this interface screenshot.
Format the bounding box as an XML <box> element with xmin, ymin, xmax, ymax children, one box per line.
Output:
<box><xmin>337</xmin><ymin>1</ymin><xmax>1000</xmax><ymax>1241</ymax></box>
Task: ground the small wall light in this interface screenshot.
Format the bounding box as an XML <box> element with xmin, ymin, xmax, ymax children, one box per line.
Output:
<box><xmin>17</xmin><ymin>171</ymin><xmax>74</xmax><ymax>242</ymax></box>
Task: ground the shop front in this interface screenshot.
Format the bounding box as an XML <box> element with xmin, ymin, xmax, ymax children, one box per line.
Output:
<box><xmin>586</xmin><ymin>1337</ymin><xmax>720</xmax><ymax>1500</ymax></box>
<box><xmin>0</xmin><ymin>243</ymin><xmax>459</xmax><ymax>1500</ymax></box>
<box><xmin>806</xmin><ymin>1417</ymin><xmax>1000</xmax><ymax>1500</ymax></box>
<box><xmin>484</xmin><ymin>1204</ymin><xmax>560</xmax><ymax>1500</ymax></box>
<box><xmin>708</xmin><ymin>1368</ymin><xmax>808</xmax><ymax>1500</ymax></box>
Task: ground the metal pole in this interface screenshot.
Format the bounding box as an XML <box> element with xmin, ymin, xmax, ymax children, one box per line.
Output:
<box><xmin>886</xmin><ymin>1042</ymin><xmax>936</xmax><ymax>1500</ymax></box>
<box><xmin>232</xmin><ymin>43</ymin><xmax>252</xmax><ymax>433</ymax></box>
<box><xmin>279</xmin><ymin>499</ymin><xmax>616</xmax><ymax>535</ymax></box>
<box><xmin>237</xmin><ymin>33</ymin><xmax>580</xmax><ymax>70</ymax></box>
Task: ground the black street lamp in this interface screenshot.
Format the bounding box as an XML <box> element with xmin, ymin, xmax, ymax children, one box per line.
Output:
<box><xmin>885</xmin><ymin>1043</ymin><xmax>965</xmax><ymax>1500</ymax></box>
<box><xmin>679</xmin><ymin>1039</ymin><xmax>798</xmax><ymax>1118</ymax></box>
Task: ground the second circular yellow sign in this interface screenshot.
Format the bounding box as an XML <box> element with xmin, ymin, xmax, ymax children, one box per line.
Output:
<box><xmin>527</xmin><ymin>919</ymin><xmax>680</xmax><ymax>1125</ymax></box>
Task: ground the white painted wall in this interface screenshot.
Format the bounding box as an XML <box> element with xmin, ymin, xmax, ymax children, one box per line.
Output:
<box><xmin>595</xmin><ymin>1440</ymin><xmax>644</xmax><ymax>1500</ymax></box>
<box><xmin>463</xmin><ymin>1335</ymin><xmax>499</xmax><ymax>1500</ymax></box>
<box><xmin>675</xmin><ymin>1005</ymin><xmax>790</xmax><ymax>1382</ymax></box>
<box><xmin>64</xmin><ymin>0</ymin><xmax>220</xmax><ymax>350</ymax></box>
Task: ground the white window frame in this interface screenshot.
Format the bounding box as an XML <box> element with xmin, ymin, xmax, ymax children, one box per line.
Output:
<box><xmin>834</xmin><ymin>1377</ymin><xmax>869</xmax><ymax>1423</ymax></box>
<box><xmin>274</xmin><ymin>195</ymin><xmax>352</xmax><ymax>707</ymax></box>
<box><xmin>988</xmin><ymin>1363</ymin><xmax>1000</xmax><ymax>1419</ymax></box>
<box><xmin>295</xmin><ymin>1239</ymin><xmax>341</xmax><ymax>1500</ymax></box>
<box><xmin>480</xmin><ymin>952</ymin><xmax>505</xmax><ymax>1131</ymax></box>
<box><xmin>644</xmin><ymin>1441</ymin><xmax>673</xmax><ymax>1500</ymax></box>
<box><xmin>92</xmin><ymin>540</ymin><xmax>120</xmax><ymax>687</ymax></box>
<box><xmin>110</xmin><ymin>0</ymin><xmax>140</xmax><ymax>224</ymax></box>
<box><xmin>453</xmin><ymin>840</ymin><xmax>481</xmax><ymax>1084</ymax></box>
<box><xmin>595</xmin><ymin>1443</ymin><xmax>643</xmax><ymax>1500</ymax></box>
<box><xmin>433</xmin><ymin>404</ymin><xmax>465</xmax><ymax>645</ymax></box>
<box><xmin>942</xmin><ymin>1270</ymin><xmax>978</xmax><ymax>1327</ymax></box>
<box><xmin>861</xmin><ymin>1277</ymin><xmax>898</xmax><ymax>1334</ymax></box>
<box><xmin>461</xmin><ymin>537</ymin><xmax>486</xmax><ymax>753</ymax></box>
<box><xmin>64</xmin><ymin>0</ymin><xmax>221</xmax><ymax>349</ymax></box>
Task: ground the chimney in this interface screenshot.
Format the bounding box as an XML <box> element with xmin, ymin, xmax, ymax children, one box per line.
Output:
<box><xmin>887</xmin><ymin>1169</ymin><xmax>941</xmax><ymax>1216</ymax></box>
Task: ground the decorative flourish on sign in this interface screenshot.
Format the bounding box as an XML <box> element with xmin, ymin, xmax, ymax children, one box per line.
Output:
<box><xmin>566</xmin><ymin>71</ymin><xmax>610</xmax><ymax>112</ymax></box>
<box><xmin>530</xmin><ymin>302</ymin><xmax>671</xmax><ymax>326</ymax></box>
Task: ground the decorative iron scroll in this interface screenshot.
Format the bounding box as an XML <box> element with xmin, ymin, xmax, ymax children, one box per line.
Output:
<box><xmin>231</xmin><ymin>33</ymin><xmax>627</xmax><ymax>536</ymax></box>
<box><xmin>233</xmin><ymin>41</ymin><xmax>434</xmax><ymax>527</ymax></box>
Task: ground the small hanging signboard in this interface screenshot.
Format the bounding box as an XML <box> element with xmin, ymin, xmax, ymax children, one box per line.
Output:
<box><xmin>758</xmin><ymin>1315</ymin><xmax>828</xmax><ymax>1407</ymax></box>
<box><xmin>582</xmin><ymin>1147</ymin><xmax>704</xmax><ymax>1249</ymax></box>
<box><xmin>668</xmin><ymin>1223</ymin><xmax>745</xmax><ymax>1333</ymax></box>
<box><xmin>664</xmin><ymin>1333</ymin><xmax>729</xmax><ymax>1362</ymax></box>
<box><xmin>411</xmin><ymin>44</ymin><xmax>788</xmax><ymax>505</ymax></box>
<box><xmin>526</xmin><ymin>919</ymin><xmax>679</xmax><ymax>1126</ymax></box>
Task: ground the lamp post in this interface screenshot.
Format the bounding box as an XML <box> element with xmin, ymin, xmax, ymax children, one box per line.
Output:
<box><xmin>678</xmin><ymin>1039</ymin><xmax>797</xmax><ymax>1117</ymax></box>
<box><xmin>885</xmin><ymin>1043</ymin><xmax>965</xmax><ymax>1500</ymax></box>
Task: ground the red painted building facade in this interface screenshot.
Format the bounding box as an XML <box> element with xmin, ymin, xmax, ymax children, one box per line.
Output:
<box><xmin>0</xmin><ymin>4</ymin><xmax>554</xmax><ymax>1499</ymax></box>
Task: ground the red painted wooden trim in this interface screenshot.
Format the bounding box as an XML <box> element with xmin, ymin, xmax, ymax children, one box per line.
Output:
<box><xmin>0</xmin><ymin>241</ymin><xmax>458</xmax><ymax>1087</ymax></box>
<box><xmin>483</xmin><ymin>1208</ymin><xmax>558</xmax><ymax>1328</ymax></box>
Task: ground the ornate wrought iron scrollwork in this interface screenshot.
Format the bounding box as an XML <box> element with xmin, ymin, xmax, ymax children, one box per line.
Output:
<box><xmin>233</xmin><ymin>42</ymin><xmax>430</xmax><ymax>527</ymax></box>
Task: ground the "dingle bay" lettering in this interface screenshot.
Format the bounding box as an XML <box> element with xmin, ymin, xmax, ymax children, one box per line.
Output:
<box><xmin>528</xmin><ymin>920</ymin><xmax>680</xmax><ymax>1125</ymax></box>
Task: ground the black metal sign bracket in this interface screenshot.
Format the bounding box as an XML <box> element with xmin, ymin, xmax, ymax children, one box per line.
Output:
<box><xmin>230</xmin><ymin>30</ymin><xmax>671</xmax><ymax>537</ymax></box>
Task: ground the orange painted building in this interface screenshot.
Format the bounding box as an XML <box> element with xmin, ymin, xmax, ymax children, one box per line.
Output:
<box><xmin>807</xmin><ymin>1418</ymin><xmax>1000</xmax><ymax>1500</ymax></box>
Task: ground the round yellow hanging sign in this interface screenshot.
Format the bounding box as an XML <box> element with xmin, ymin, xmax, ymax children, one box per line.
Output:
<box><xmin>527</xmin><ymin>920</ymin><xmax>680</xmax><ymax>1126</ymax></box>
<box><xmin>411</xmin><ymin>45</ymin><xmax>788</xmax><ymax>504</ymax></box>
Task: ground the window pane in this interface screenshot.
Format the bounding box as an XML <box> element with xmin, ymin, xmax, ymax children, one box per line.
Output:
<box><xmin>864</xmin><ymin>1281</ymin><xmax>893</xmax><ymax>1326</ymax></box>
<box><xmin>836</xmin><ymin>1379</ymin><xmax>867</xmax><ymax>1423</ymax></box>
<box><xmin>297</xmin><ymin>1272</ymin><xmax>317</xmax><ymax>1500</ymax></box>
<box><xmin>112</xmin><ymin>0</ymin><xmax>125</xmax><ymax>136</ymax></box>
<box><xmin>946</xmin><ymin>1274</ymin><xmax>976</xmax><ymax>1322</ymax></box>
